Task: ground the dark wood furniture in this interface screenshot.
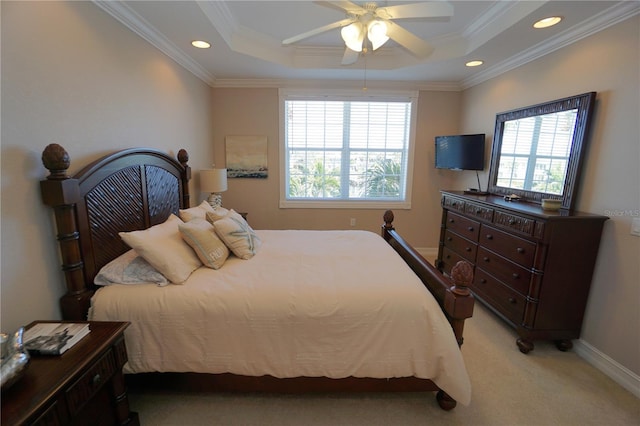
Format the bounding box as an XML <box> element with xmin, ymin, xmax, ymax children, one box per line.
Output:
<box><xmin>1</xmin><ymin>321</ymin><xmax>138</xmax><ymax>426</ymax></box>
<box><xmin>39</xmin><ymin>144</ymin><xmax>473</xmax><ymax>410</ymax></box>
<box><xmin>437</xmin><ymin>190</ymin><xmax>607</xmax><ymax>353</ymax></box>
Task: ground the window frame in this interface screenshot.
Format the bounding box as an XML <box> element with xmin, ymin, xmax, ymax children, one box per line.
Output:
<box><xmin>278</xmin><ymin>88</ymin><xmax>418</xmax><ymax>209</ymax></box>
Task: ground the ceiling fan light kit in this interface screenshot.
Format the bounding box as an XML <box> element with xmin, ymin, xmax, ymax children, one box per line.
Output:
<box><xmin>283</xmin><ymin>1</ymin><xmax>454</xmax><ymax>65</ymax></box>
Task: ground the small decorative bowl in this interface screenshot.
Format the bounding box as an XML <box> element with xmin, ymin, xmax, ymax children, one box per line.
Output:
<box><xmin>541</xmin><ymin>198</ymin><xmax>562</xmax><ymax>211</ymax></box>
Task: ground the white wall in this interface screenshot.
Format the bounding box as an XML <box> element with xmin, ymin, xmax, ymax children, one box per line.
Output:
<box><xmin>459</xmin><ymin>16</ymin><xmax>640</xmax><ymax>378</ymax></box>
<box><xmin>1</xmin><ymin>1</ymin><xmax>213</xmax><ymax>331</ymax></box>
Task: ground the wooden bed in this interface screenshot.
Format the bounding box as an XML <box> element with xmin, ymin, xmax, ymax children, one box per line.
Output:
<box><xmin>40</xmin><ymin>144</ymin><xmax>474</xmax><ymax>411</ymax></box>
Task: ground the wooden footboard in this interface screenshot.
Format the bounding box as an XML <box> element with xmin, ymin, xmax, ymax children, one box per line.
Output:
<box><xmin>382</xmin><ymin>210</ymin><xmax>474</xmax><ymax>346</ymax></box>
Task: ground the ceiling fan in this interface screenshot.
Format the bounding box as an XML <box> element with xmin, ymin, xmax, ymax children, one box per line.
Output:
<box><xmin>282</xmin><ymin>1</ymin><xmax>454</xmax><ymax>65</ymax></box>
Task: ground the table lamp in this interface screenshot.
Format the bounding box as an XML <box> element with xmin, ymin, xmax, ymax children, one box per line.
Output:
<box><xmin>200</xmin><ymin>168</ymin><xmax>227</xmax><ymax>208</ymax></box>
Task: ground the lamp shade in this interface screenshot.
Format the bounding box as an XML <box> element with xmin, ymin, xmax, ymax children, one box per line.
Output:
<box><xmin>367</xmin><ymin>20</ymin><xmax>389</xmax><ymax>50</ymax></box>
<box><xmin>200</xmin><ymin>169</ymin><xmax>228</xmax><ymax>193</ymax></box>
<box><xmin>341</xmin><ymin>22</ymin><xmax>364</xmax><ymax>52</ymax></box>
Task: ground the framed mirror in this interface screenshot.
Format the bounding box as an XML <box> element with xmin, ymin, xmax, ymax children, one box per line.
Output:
<box><xmin>487</xmin><ymin>92</ymin><xmax>596</xmax><ymax>210</ymax></box>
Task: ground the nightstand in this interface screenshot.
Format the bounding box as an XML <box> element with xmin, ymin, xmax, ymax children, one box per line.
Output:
<box><xmin>1</xmin><ymin>321</ymin><xmax>138</xmax><ymax>426</ymax></box>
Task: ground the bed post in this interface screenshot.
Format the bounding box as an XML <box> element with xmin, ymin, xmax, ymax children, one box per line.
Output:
<box><xmin>381</xmin><ymin>210</ymin><xmax>474</xmax><ymax>347</ymax></box>
<box><xmin>40</xmin><ymin>143</ymin><xmax>91</xmax><ymax>320</ymax></box>
<box><xmin>177</xmin><ymin>148</ymin><xmax>191</xmax><ymax>208</ymax></box>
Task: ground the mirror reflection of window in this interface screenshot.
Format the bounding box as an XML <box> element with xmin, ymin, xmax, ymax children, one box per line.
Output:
<box><xmin>497</xmin><ymin>109</ymin><xmax>577</xmax><ymax>195</ymax></box>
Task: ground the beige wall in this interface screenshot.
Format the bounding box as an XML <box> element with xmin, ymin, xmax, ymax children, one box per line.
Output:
<box><xmin>1</xmin><ymin>2</ymin><xmax>213</xmax><ymax>331</ymax></box>
<box><xmin>2</xmin><ymin>0</ymin><xmax>637</xmax><ymax>388</ymax></box>
<box><xmin>459</xmin><ymin>17</ymin><xmax>640</xmax><ymax>376</ymax></box>
<box><xmin>211</xmin><ymin>88</ymin><xmax>462</xmax><ymax>247</ymax></box>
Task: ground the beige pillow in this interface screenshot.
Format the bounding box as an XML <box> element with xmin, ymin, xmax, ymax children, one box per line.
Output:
<box><xmin>210</xmin><ymin>210</ymin><xmax>261</xmax><ymax>260</ymax></box>
<box><xmin>204</xmin><ymin>206</ymin><xmax>230</xmax><ymax>223</ymax></box>
<box><xmin>178</xmin><ymin>218</ymin><xmax>230</xmax><ymax>269</ymax></box>
<box><xmin>179</xmin><ymin>200</ymin><xmax>216</xmax><ymax>222</ymax></box>
<box><xmin>119</xmin><ymin>214</ymin><xmax>202</xmax><ymax>284</ymax></box>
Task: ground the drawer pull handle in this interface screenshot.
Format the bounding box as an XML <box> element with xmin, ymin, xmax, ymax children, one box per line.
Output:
<box><xmin>508</xmin><ymin>298</ymin><xmax>517</xmax><ymax>304</ymax></box>
<box><xmin>516</xmin><ymin>247</ymin><xmax>525</xmax><ymax>254</ymax></box>
<box><xmin>483</xmin><ymin>257</ymin><xmax>490</xmax><ymax>262</ymax></box>
<box><xmin>509</xmin><ymin>219</ymin><xmax>517</xmax><ymax>225</ymax></box>
<box><xmin>92</xmin><ymin>373</ymin><xmax>102</xmax><ymax>386</ymax></box>
<box><xmin>467</xmin><ymin>226</ymin><xmax>474</xmax><ymax>232</ymax></box>
<box><xmin>486</xmin><ymin>234</ymin><xmax>493</xmax><ymax>240</ymax></box>
<box><xmin>446</xmin><ymin>255</ymin><xmax>451</xmax><ymax>259</ymax></box>
<box><xmin>446</xmin><ymin>237</ymin><xmax>452</xmax><ymax>241</ymax></box>
<box><xmin>512</xmin><ymin>273</ymin><xmax>520</xmax><ymax>279</ymax></box>
<box><xmin>448</xmin><ymin>219</ymin><xmax>455</xmax><ymax>223</ymax></box>
<box><xmin>480</xmin><ymin>279</ymin><xmax>487</xmax><ymax>284</ymax></box>
<box><xmin>476</xmin><ymin>209</ymin><xmax>482</xmax><ymax>214</ymax></box>
<box><xmin>465</xmin><ymin>247</ymin><xmax>472</xmax><ymax>252</ymax></box>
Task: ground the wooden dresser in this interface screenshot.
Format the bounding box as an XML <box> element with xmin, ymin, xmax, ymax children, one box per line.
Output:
<box><xmin>1</xmin><ymin>321</ymin><xmax>138</xmax><ymax>426</ymax></box>
<box><xmin>436</xmin><ymin>190</ymin><xmax>608</xmax><ymax>353</ymax></box>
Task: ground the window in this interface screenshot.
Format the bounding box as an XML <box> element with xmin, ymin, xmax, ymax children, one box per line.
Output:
<box><xmin>279</xmin><ymin>89</ymin><xmax>417</xmax><ymax>209</ymax></box>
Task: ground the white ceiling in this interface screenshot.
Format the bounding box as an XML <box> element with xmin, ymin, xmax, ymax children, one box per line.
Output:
<box><xmin>94</xmin><ymin>1</ymin><xmax>639</xmax><ymax>90</ymax></box>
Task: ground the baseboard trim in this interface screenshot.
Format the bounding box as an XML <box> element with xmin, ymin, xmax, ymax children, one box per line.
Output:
<box><xmin>574</xmin><ymin>339</ymin><xmax>640</xmax><ymax>398</ymax></box>
<box><xmin>414</xmin><ymin>247</ymin><xmax>640</xmax><ymax>398</ymax></box>
<box><xmin>415</xmin><ymin>247</ymin><xmax>438</xmax><ymax>263</ymax></box>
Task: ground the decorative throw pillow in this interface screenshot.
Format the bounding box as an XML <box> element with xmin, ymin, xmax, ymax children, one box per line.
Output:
<box><xmin>209</xmin><ymin>210</ymin><xmax>261</xmax><ymax>260</ymax></box>
<box><xmin>204</xmin><ymin>206</ymin><xmax>230</xmax><ymax>223</ymax></box>
<box><xmin>178</xmin><ymin>218</ymin><xmax>230</xmax><ymax>269</ymax></box>
<box><xmin>94</xmin><ymin>249</ymin><xmax>170</xmax><ymax>286</ymax></box>
<box><xmin>119</xmin><ymin>214</ymin><xmax>202</xmax><ymax>284</ymax></box>
<box><xmin>179</xmin><ymin>200</ymin><xmax>216</xmax><ymax>222</ymax></box>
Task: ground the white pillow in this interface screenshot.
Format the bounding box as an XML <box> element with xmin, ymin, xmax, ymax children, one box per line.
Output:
<box><xmin>94</xmin><ymin>250</ymin><xmax>169</xmax><ymax>286</ymax></box>
<box><xmin>204</xmin><ymin>206</ymin><xmax>230</xmax><ymax>223</ymax></box>
<box><xmin>119</xmin><ymin>214</ymin><xmax>202</xmax><ymax>284</ymax></box>
<box><xmin>179</xmin><ymin>200</ymin><xmax>216</xmax><ymax>222</ymax></box>
<box><xmin>179</xmin><ymin>218</ymin><xmax>230</xmax><ymax>269</ymax></box>
<box><xmin>209</xmin><ymin>210</ymin><xmax>261</xmax><ymax>260</ymax></box>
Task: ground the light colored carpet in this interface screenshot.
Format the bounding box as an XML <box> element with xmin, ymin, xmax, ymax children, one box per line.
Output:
<box><xmin>127</xmin><ymin>303</ymin><xmax>639</xmax><ymax>425</ymax></box>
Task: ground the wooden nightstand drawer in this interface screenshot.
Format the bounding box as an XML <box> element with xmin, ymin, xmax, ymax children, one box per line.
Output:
<box><xmin>66</xmin><ymin>348</ymin><xmax>117</xmax><ymax>415</ymax></box>
<box><xmin>445</xmin><ymin>211</ymin><xmax>480</xmax><ymax>241</ymax></box>
<box><xmin>1</xmin><ymin>322</ymin><xmax>138</xmax><ymax>426</ymax></box>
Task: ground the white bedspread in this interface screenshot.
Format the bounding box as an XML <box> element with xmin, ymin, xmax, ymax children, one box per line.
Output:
<box><xmin>89</xmin><ymin>230</ymin><xmax>471</xmax><ymax>404</ymax></box>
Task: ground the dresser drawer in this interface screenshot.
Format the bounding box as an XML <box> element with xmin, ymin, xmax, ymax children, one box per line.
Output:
<box><xmin>442</xmin><ymin>196</ymin><xmax>465</xmax><ymax>213</ymax></box>
<box><xmin>443</xmin><ymin>230</ymin><xmax>477</xmax><ymax>262</ymax></box>
<box><xmin>479</xmin><ymin>224</ymin><xmax>536</xmax><ymax>267</ymax></box>
<box><xmin>464</xmin><ymin>201</ymin><xmax>494</xmax><ymax>222</ymax></box>
<box><xmin>440</xmin><ymin>246</ymin><xmax>472</xmax><ymax>274</ymax></box>
<box><xmin>445</xmin><ymin>211</ymin><xmax>480</xmax><ymax>241</ymax></box>
<box><xmin>476</xmin><ymin>247</ymin><xmax>531</xmax><ymax>296</ymax></box>
<box><xmin>493</xmin><ymin>210</ymin><xmax>535</xmax><ymax>236</ymax></box>
<box><xmin>65</xmin><ymin>348</ymin><xmax>117</xmax><ymax>415</ymax></box>
<box><xmin>472</xmin><ymin>268</ymin><xmax>526</xmax><ymax>325</ymax></box>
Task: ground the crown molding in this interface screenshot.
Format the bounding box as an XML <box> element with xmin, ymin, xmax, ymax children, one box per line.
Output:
<box><xmin>211</xmin><ymin>78</ymin><xmax>461</xmax><ymax>92</ymax></box>
<box><xmin>92</xmin><ymin>0</ymin><xmax>216</xmax><ymax>86</ymax></box>
<box><xmin>461</xmin><ymin>2</ymin><xmax>640</xmax><ymax>89</ymax></box>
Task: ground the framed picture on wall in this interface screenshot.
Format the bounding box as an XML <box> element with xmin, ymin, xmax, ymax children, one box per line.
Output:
<box><xmin>225</xmin><ymin>135</ymin><xmax>268</xmax><ymax>178</ymax></box>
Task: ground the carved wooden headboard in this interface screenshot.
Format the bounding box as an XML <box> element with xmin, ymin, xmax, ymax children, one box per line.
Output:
<box><xmin>40</xmin><ymin>144</ymin><xmax>191</xmax><ymax>320</ymax></box>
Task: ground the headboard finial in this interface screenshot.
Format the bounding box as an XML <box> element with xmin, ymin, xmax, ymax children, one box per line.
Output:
<box><xmin>177</xmin><ymin>149</ymin><xmax>189</xmax><ymax>167</ymax></box>
<box><xmin>42</xmin><ymin>143</ymin><xmax>70</xmax><ymax>180</ymax></box>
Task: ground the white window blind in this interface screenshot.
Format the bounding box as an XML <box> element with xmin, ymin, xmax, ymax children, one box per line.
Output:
<box><xmin>279</xmin><ymin>89</ymin><xmax>417</xmax><ymax>209</ymax></box>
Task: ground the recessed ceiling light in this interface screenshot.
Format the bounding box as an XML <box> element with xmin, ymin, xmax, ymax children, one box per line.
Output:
<box><xmin>466</xmin><ymin>60</ymin><xmax>484</xmax><ymax>67</ymax></box>
<box><xmin>191</xmin><ymin>40</ymin><xmax>211</xmax><ymax>49</ymax></box>
<box><xmin>533</xmin><ymin>16</ymin><xmax>562</xmax><ymax>29</ymax></box>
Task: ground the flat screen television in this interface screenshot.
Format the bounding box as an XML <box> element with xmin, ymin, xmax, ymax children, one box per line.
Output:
<box><xmin>435</xmin><ymin>134</ymin><xmax>485</xmax><ymax>170</ymax></box>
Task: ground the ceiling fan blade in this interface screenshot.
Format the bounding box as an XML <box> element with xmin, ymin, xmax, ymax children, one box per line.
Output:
<box><xmin>341</xmin><ymin>47</ymin><xmax>359</xmax><ymax>65</ymax></box>
<box><xmin>377</xmin><ymin>2</ymin><xmax>454</xmax><ymax>20</ymax></box>
<box><xmin>385</xmin><ymin>21</ymin><xmax>434</xmax><ymax>59</ymax></box>
<box><xmin>315</xmin><ymin>1</ymin><xmax>366</xmax><ymax>15</ymax></box>
<box><xmin>282</xmin><ymin>17</ymin><xmax>355</xmax><ymax>45</ymax></box>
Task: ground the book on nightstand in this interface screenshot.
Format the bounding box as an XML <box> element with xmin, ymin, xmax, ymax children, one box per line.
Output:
<box><xmin>24</xmin><ymin>322</ymin><xmax>90</xmax><ymax>355</ymax></box>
